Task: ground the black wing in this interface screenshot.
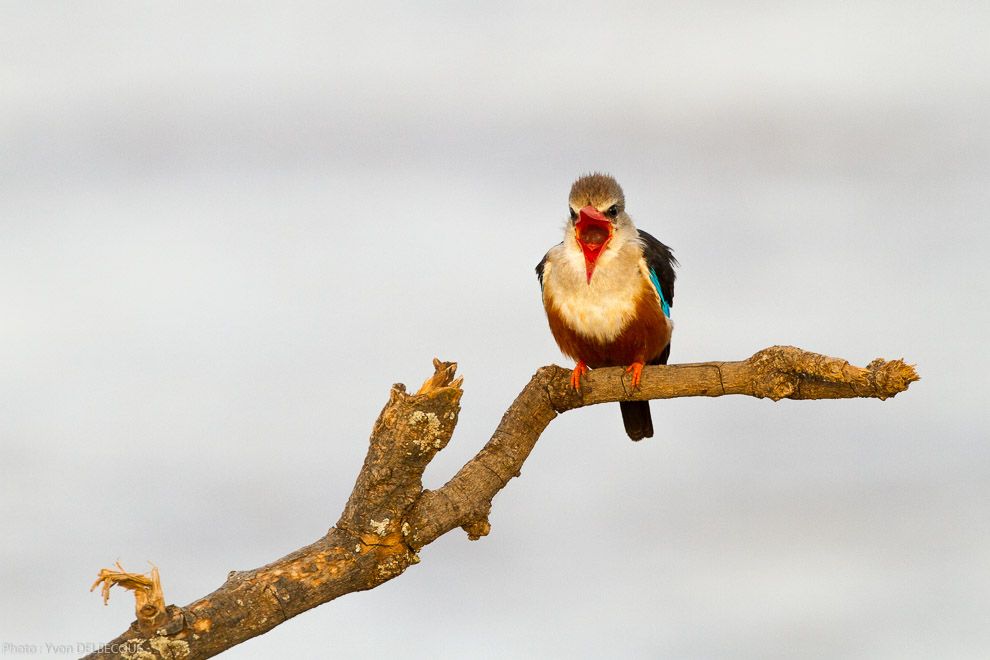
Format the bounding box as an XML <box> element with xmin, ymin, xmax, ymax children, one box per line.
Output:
<box><xmin>535</xmin><ymin>248</ymin><xmax>556</xmax><ymax>290</ymax></box>
<box><xmin>638</xmin><ymin>229</ymin><xmax>677</xmax><ymax>309</ymax></box>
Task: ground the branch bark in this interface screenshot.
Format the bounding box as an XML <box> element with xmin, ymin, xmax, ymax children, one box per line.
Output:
<box><xmin>85</xmin><ymin>347</ymin><xmax>918</xmax><ymax>659</ymax></box>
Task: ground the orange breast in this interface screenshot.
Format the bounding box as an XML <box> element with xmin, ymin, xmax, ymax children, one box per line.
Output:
<box><xmin>546</xmin><ymin>288</ymin><xmax>670</xmax><ymax>367</ymax></box>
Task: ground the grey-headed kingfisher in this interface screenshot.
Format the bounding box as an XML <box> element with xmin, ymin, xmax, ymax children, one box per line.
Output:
<box><xmin>536</xmin><ymin>173</ymin><xmax>677</xmax><ymax>441</ymax></box>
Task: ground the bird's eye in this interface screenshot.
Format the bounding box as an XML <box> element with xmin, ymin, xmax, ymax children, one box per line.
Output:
<box><xmin>605</xmin><ymin>205</ymin><xmax>619</xmax><ymax>218</ymax></box>
<box><xmin>569</xmin><ymin>207</ymin><xmax>578</xmax><ymax>220</ymax></box>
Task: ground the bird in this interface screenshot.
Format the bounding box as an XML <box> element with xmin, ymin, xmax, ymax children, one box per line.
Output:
<box><xmin>536</xmin><ymin>173</ymin><xmax>677</xmax><ymax>441</ymax></box>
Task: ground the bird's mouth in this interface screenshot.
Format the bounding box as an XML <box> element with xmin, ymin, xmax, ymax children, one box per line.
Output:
<box><xmin>574</xmin><ymin>205</ymin><xmax>613</xmax><ymax>283</ymax></box>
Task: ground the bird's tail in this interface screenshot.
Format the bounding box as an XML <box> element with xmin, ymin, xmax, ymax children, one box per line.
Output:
<box><xmin>619</xmin><ymin>401</ymin><xmax>653</xmax><ymax>441</ymax></box>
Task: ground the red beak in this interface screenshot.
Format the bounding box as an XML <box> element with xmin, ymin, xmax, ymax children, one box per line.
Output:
<box><xmin>574</xmin><ymin>205</ymin><xmax>613</xmax><ymax>283</ymax></box>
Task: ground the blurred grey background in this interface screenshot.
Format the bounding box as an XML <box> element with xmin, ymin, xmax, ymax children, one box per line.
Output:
<box><xmin>2</xmin><ymin>1</ymin><xmax>988</xmax><ymax>658</ymax></box>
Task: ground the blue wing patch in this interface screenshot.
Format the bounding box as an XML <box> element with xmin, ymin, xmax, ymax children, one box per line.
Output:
<box><xmin>648</xmin><ymin>267</ymin><xmax>671</xmax><ymax>318</ymax></box>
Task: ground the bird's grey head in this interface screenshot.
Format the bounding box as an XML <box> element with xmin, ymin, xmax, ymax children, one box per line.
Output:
<box><xmin>568</xmin><ymin>173</ymin><xmax>626</xmax><ymax>224</ymax></box>
<box><xmin>565</xmin><ymin>173</ymin><xmax>637</xmax><ymax>283</ymax></box>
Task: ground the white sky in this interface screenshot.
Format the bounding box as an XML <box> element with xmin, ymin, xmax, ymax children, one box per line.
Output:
<box><xmin>2</xmin><ymin>2</ymin><xmax>989</xmax><ymax>658</ymax></box>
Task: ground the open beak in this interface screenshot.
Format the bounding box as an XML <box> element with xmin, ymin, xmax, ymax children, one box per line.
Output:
<box><xmin>574</xmin><ymin>205</ymin><xmax>613</xmax><ymax>283</ymax></box>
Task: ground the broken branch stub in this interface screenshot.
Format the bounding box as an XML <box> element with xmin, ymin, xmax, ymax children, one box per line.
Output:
<box><xmin>336</xmin><ymin>359</ymin><xmax>463</xmax><ymax>541</ymax></box>
<box><xmin>90</xmin><ymin>562</ymin><xmax>167</xmax><ymax>635</ymax></box>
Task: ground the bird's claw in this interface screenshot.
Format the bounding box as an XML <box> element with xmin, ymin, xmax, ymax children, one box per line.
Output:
<box><xmin>570</xmin><ymin>360</ymin><xmax>589</xmax><ymax>390</ymax></box>
<box><xmin>625</xmin><ymin>362</ymin><xmax>645</xmax><ymax>389</ymax></box>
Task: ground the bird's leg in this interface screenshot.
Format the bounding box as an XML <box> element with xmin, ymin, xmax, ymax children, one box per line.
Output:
<box><xmin>625</xmin><ymin>361</ymin><xmax>645</xmax><ymax>389</ymax></box>
<box><xmin>570</xmin><ymin>360</ymin><xmax>589</xmax><ymax>390</ymax></box>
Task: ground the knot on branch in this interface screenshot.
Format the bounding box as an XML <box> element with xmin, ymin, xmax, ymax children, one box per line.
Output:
<box><xmin>461</xmin><ymin>518</ymin><xmax>492</xmax><ymax>541</ymax></box>
<box><xmin>352</xmin><ymin>527</ymin><xmax>418</xmax><ymax>581</ymax></box>
<box><xmin>540</xmin><ymin>365</ymin><xmax>582</xmax><ymax>412</ymax></box>
<box><xmin>866</xmin><ymin>357</ymin><xmax>920</xmax><ymax>400</ymax></box>
<box><xmin>749</xmin><ymin>345</ymin><xmax>854</xmax><ymax>400</ymax></box>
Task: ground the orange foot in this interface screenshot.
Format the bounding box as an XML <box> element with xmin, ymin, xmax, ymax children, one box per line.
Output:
<box><xmin>570</xmin><ymin>360</ymin><xmax>589</xmax><ymax>390</ymax></box>
<box><xmin>625</xmin><ymin>361</ymin><xmax>645</xmax><ymax>388</ymax></box>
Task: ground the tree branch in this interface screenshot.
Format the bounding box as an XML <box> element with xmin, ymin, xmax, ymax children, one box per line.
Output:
<box><xmin>85</xmin><ymin>347</ymin><xmax>918</xmax><ymax>659</ymax></box>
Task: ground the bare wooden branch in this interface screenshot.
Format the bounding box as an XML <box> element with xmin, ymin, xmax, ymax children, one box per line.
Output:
<box><xmin>85</xmin><ymin>347</ymin><xmax>918</xmax><ymax>659</ymax></box>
